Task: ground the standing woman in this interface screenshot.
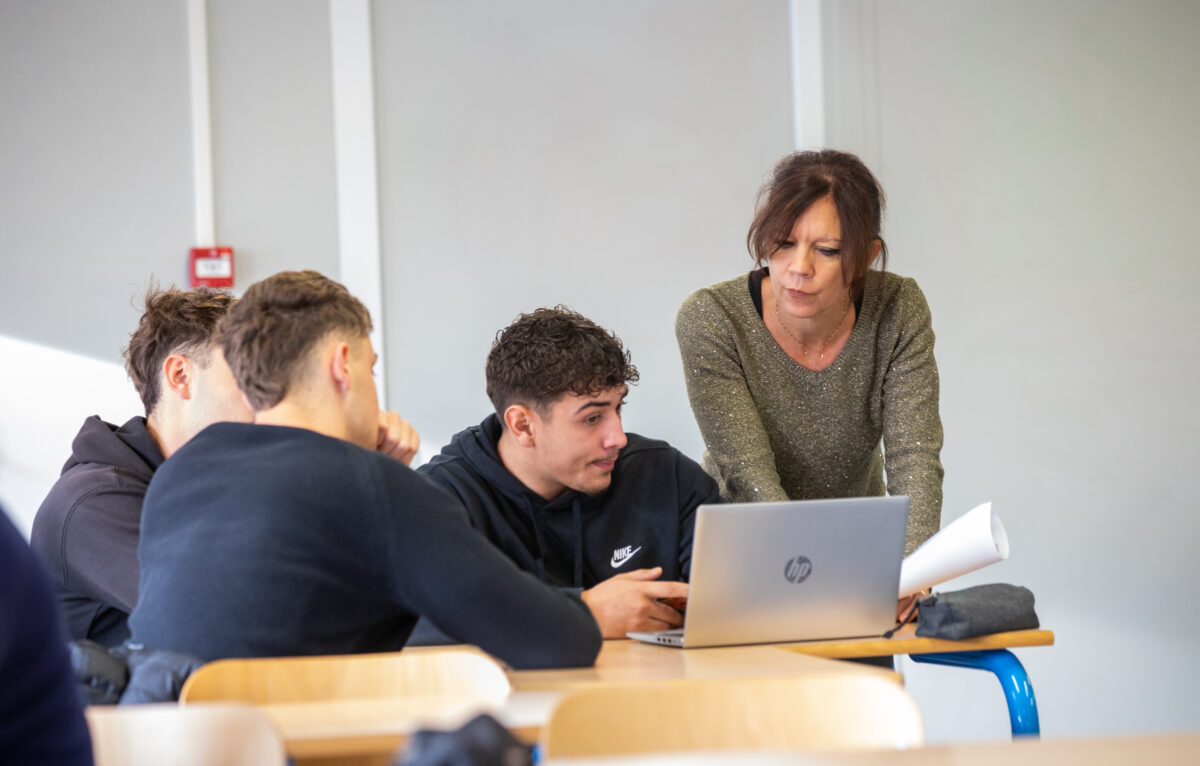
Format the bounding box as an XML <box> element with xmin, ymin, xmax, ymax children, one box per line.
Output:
<box><xmin>675</xmin><ymin>150</ymin><xmax>942</xmax><ymax>555</ymax></box>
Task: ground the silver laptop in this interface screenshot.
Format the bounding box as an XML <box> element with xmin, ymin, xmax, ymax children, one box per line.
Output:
<box><xmin>628</xmin><ymin>496</ymin><xmax>908</xmax><ymax>648</ymax></box>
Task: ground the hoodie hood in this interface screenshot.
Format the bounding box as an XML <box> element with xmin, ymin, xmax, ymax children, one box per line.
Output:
<box><xmin>421</xmin><ymin>414</ymin><xmax>705</xmax><ymax>589</ymax></box>
<box><xmin>439</xmin><ymin>414</ymin><xmax>581</xmax><ymax>513</ymax></box>
<box><xmin>64</xmin><ymin>415</ymin><xmax>164</xmax><ymax>479</ymax></box>
<box><xmin>435</xmin><ymin>415</ymin><xmax>584</xmax><ymax>584</ymax></box>
<box><xmin>30</xmin><ymin>414</ymin><xmax>167</xmax><ymax>647</ymax></box>
<box><xmin>436</xmin><ymin>414</ymin><xmax>672</xmax><ymax>513</ymax></box>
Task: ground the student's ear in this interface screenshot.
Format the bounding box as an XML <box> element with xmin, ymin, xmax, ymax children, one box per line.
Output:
<box><xmin>161</xmin><ymin>354</ymin><xmax>193</xmax><ymax>401</ymax></box>
<box><xmin>868</xmin><ymin>239</ymin><xmax>883</xmax><ymax>268</ymax></box>
<box><xmin>503</xmin><ymin>405</ymin><xmax>537</xmax><ymax>447</ymax></box>
<box><xmin>329</xmin><ymin>341</ymin><xmax>352</xmax><ymax>395</ymax></box>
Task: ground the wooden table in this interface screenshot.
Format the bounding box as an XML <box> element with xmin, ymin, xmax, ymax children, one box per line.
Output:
<box><xmin>508</xmin><ymin>635</ymin><xmax>900</xmax><ymax>690</ymax></box>
<box><xmin>543</xmin><ymin>732</ymin><xmax>1200</xmax><ymax>766</ymax></box>
<box><xmin>769</xmin><ymin>624</ymin><xmax>1055</xmax><ymax>660</ymax></box>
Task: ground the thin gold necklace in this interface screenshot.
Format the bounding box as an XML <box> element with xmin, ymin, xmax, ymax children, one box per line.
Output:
<box><xmin>774</xmin><ymin>295</ymin><xmax>852</xmax><ymax>365</ymax></box>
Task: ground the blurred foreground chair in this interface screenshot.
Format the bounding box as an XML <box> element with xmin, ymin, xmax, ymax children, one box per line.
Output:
<box><xmin>541</xmin><ymin>673</ymin><xmax>924</xmax><ymax>758</ymax></box>
<box><xmin>179</xmin><ymin>646</ymin><xmax>510</xmax><ymax>706</ymax></box>
<box><xmin>179</xmin><ymin>648</ymin><xmax>512</xmax><ymax>765</ymax></box>
<box><xmin>87</xmin><ymin>702</ymin><xmax>286</xmax><ymax>766</ymax></box>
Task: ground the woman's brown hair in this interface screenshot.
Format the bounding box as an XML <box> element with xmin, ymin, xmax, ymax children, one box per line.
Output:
<box><xmin>747</xmin><ymin>149</ymin><xmax>888</xmax><ymax>300</ymax></box>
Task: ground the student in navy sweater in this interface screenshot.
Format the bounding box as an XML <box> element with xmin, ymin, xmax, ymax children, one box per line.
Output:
<box><xmin>418</xmin><ymin>307</ymin><xmax>720</xmax><ymax>639</ymax></box>
<box><xmin>31</xmin><ymin>287</ymin><xmax>418</xmax><ymax>648</ymax></box>
<box><xmin>128</xmin><ymin>271</ymin><xmax>600</xmax><ymax>669</ymax></box>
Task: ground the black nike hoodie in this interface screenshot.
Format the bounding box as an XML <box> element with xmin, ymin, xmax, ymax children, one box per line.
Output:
<box><xmin>417</xmin><ymin>415</ymin><xmax>720</xmax><ymax>589</ymax></box>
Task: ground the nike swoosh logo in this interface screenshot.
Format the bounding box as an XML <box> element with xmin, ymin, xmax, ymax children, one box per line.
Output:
<box><xmin>611</xmin><ymin>546</ymin><xmax>643</xmax><ymax>568</ymax></box>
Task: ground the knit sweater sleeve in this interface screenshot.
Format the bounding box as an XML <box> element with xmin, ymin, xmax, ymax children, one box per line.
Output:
<box><xmin>675</xmin><ymin>285</ymin><xmax>790</xmax><ymax>503</ymax></box>
<box><xmin>879</xmin><ymin>278</ymin><xmax>944</xmax><ymax>552</ymax></box>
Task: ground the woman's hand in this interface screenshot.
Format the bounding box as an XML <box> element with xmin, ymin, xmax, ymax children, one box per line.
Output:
<box><xmin>896</xmin><ymin>588</ymin><xmax>930</xmax><ymax>622</ymax></box>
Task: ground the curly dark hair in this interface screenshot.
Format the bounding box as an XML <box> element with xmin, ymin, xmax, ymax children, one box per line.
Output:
<box><xmin>486</xmin><ymin>306</ymin><xmax>639</xmax><ymax>419</ymax></box>
<box><xmin>748</xmin><ymin>149</ymin><xmax>888</xmax><ymax>300</ymax></box>
<box><xmin>219</xmin><ymin>270</ymin><xmax>372</xmax><ymax>411</ymax></box>
<box><xmin>123</xmin><ymin>285</ymin><xmax>236</xmax><ymax>416</ymax></box>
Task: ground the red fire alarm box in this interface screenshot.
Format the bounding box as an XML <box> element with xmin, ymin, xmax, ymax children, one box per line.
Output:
<box><xmin>189</xmin><ymin>246</ymin><xmax>235</xmax><ymax>288</ymax></box>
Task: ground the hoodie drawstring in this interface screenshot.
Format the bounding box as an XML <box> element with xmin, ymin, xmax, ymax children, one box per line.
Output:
<box><xmin>521</xmin><ymin>490</ymin><xmax>585</xmax><ymax>589</ymax></box>
<box><xmin>572</xmin><ymin>498</ymin><xmax>583</xmax><ymax>589</ymax></box>
<box><xmin>523</xmin><ymin>496</ymin><xmax>549</xmax><ymax>584</ymax></box>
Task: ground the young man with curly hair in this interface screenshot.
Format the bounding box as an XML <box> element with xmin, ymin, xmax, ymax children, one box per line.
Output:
<box><xmin>417</xmin><ymin>307</ymin><xmax>720</xmax><ymax>639</ymax></box>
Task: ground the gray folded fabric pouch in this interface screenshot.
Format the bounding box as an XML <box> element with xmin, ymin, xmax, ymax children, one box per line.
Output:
<box><xmin>915</xmin><ymin>583</ymin><xmax>1040</xmax><ymax>640</ymax></box>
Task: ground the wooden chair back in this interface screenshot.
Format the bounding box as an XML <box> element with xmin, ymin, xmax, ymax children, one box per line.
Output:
<box><xmin>179</xmin><ymin>647</ymin><xmax>510</xmax><ymax>707</ymax></box>
<box><xmin>541</xmin><ymin>673</ymin><xmax>924</xmax><ymax>758</ymax></box>
<box><xmin>87</xmin><ymin>702</ymin><xmax>286</xmax><ymax>766</ymax></box>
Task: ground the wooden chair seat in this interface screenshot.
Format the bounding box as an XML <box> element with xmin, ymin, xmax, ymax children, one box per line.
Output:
<box><xmin>179</xmin><ymin>646</ymin><xmax>510</xmax><ymax>707</ymax></box>
<box><xmin>540</xmin><ymin>673</ymin><xmax>924</xmax><ymax>758</ymax></box>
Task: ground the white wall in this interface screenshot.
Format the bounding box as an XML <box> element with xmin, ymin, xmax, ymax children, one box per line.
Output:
<box><xmin>0</xmin><ymin>0</ymin><xmax>339</xmax><ymax>365</ymax></box>
<box><xmin>207</xmin><ymin>0</ymin><xmax>341</xmax><ymax>284</ymax></box>
<box><xmin>826</xmin><ymin>0</ymin><xmax>1200</xmax><ymax>743</ymax></box>
<box><xmin>0</xmin><ymin>0</ymin><xmax>339</xmax><ymax>529</ymax></box>
<box><xmin>0</xmin><ymin>335</ymin><xmax>142</xmax><ymax>536</ymax></box>
<box><xmin>371</xmin><ymin>0</ymin><xmax>794</xmax><ymax>455</ymax></box>
<box><xmin>0</xmin><ymin>0</ymin><xmax>194</xmax><ymax>359</ymax></box>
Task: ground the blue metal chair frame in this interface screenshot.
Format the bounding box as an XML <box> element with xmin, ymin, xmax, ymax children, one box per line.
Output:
<box><xmin>909</xmin><ymin>649</ymin><xmax>1039</xmax><ymax>737</ymax></box>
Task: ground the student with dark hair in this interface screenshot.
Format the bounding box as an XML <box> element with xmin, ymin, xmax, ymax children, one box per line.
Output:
<box><xmin>418</xmin><ymin>307</ymin><xmax>720</xmax><ymax>639</ymax></box>
<box><xmin>676</xmin><ymin>149</ymin><xmax>944</xmax><ymax>563</ymax></box>
<box><xmin>128</xmin><ymin>271</ymin><xmax>600</xmax><ymax>669</ymax></box>
<box><xmin>1</xmin><ymin>507</ymin><xmax>93</xmax><ymax>765</ymax></box>
<box><xmin>31</xmin><ymin>286</ymin><xmax>253</xmax><ymax>646</ymax></box>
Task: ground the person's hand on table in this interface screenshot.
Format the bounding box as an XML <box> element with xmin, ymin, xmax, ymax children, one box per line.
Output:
<box><xmin>581</xmin><ymin>568</ymin><xmax>688</xmax><ymax>639</ymax></box>
<box><xmin>376</xmin><ymin>410</ymin><xmax>420</xmax><ymax>465</ymax></box>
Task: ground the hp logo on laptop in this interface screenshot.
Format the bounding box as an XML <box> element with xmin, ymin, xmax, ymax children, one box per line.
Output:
<box><xmin>784</xmin><ymin>556</ymin><xmax>812</xmax><ymax>584</ymax></box>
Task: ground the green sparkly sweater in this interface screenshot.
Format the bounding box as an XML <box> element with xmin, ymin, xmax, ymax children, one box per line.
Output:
<box><xmin>675</xmin><ymin>270</ymin><xmax>943</xmax><ymax>554</ymax></box>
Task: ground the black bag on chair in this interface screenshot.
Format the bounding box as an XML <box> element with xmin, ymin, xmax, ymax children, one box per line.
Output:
<box><xmin>915</xmin><ymin>584</ymin><xmax>1040</xmax><ymax>640</ymax></box>
<box><xmin>396</xmin><ymin>714</ymin><xmax>533</xmax><ymax>766</ymax></box>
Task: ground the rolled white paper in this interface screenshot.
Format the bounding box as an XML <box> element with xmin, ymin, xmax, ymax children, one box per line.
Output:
<box><xmin>898</xmin><ymin>501</ymin><xmax>1009</xmax><ymax>597</ymax></box>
